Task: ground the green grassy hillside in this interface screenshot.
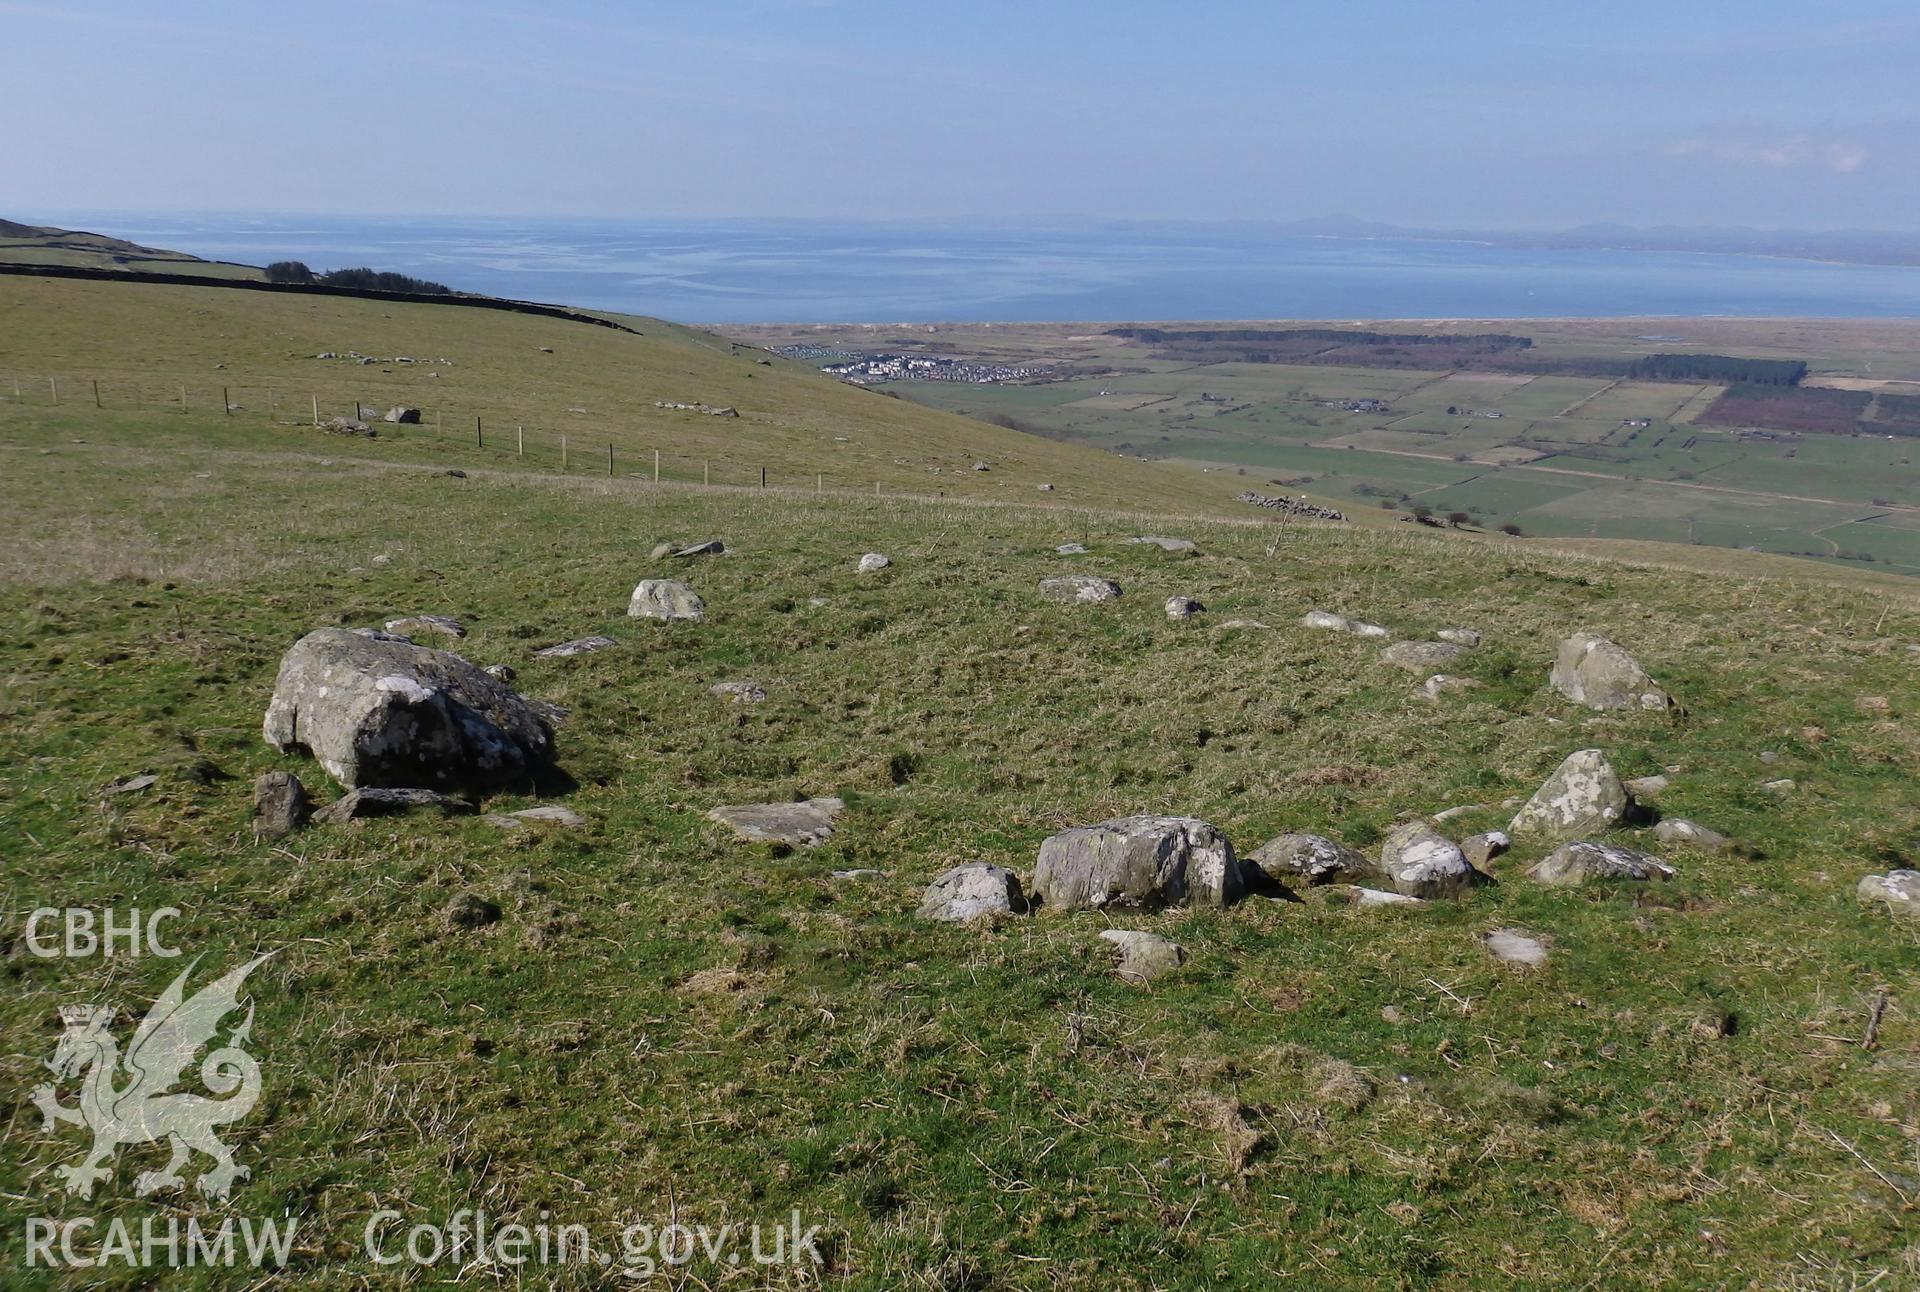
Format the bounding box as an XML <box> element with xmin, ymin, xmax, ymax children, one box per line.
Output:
<box><xmin>3</xmin><ymin>384</ymin><xmax>1920</xmax><ymax>1286</ymax></box>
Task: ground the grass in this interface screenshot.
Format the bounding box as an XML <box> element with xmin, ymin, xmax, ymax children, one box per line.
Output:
<box><xmin>734</xmin><ymin>321</ymin><xmax>1920</xmax><ymax>579</ymax></box>
<box><xmin>4</xmin><ymin>389</ymin><xmax>1920</xmax><ymax>1288</ymax></box>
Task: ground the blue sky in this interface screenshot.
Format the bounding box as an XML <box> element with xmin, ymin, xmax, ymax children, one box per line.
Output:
<box><xmin>4</xmin><ymin>0</ymin><xmax>1915</xmax><ymax>228</ymax></box>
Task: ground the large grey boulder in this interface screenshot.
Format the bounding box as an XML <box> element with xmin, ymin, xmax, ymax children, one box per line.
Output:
<box><xmin>919</xmin><ymin>864</ymin><xmax>1026</xmax><ymax>922</ymax></box>
<box><xmin>629</xmin><ymin>579</ymin><xmax>705</xmax><ymax>622</ymax></box>
<box><xmin>707</xmin><ymin>796</ymin><xmax>843</xmax><ymax>848</ymax></box>
<box><xmin>1380</xmin><ymin>640</ymin><xmax>1469</xmax><ymax>673</ymax></box>
<box><xmin>1857</xmin><ymin>870</ymin><xmax>1920</xmax><ymax>918</ymax></box>
<box><xmin>1509</xmin><ymin>749</ymin><xmax>1631</xmax><ymax>842</ymax></box>
<box><xmin>1378</xmin><ymin>822</ymin><xmax>1478</xmax><ymax>898</ymax></box>
<box><xmin>1033</xmin><ymin>815</ymin><xmax>1242</xmax><ymax>910</ymax></box>
<box><xmin>263</xmin><ymin>628</ymin><xmax>554</xmax><ymax>792</ymax></box>
<box><xmin>1528</xmin><ymin>840</ymin><xmax>1675</xmax><ymax>886</ymax></box>
<box><xmin>1244</xmin><ymin>832</ymin><xmax>1374</xmax><ymax>886</ymax></box>
<box><xmin>1550</xmin><ymin>632</ymin><xmax>1672</xmax><ymax>711</ymax></box>
<box><xmin>1039</xmin><ymin>576</ymin><xmax>1122</xmax><ymax>604</ymax></box>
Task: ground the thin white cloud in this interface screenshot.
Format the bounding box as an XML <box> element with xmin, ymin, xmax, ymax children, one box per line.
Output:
<box><xmin>1664</xmin><ymin>131</ymin><xmax>1870</xmax><ymax>174</ymax></box>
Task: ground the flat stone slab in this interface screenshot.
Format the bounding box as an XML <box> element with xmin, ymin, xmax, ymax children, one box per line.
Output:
<box><xmin>1334</xmin><ymin>887</ymin><xmax>1428</xmax><ymax>908</ymax></box>
<box><xmin>483</xmin><ymin>804</ymin><xmax>587</xmax><ymax>829</ymax></box>
<box><xmin>1039</xmin><ymin>576</ymin><xmax>1122</xmax><ymax>604</ymax></box>
<box><xmin>707</xmin><ymin>796</ymin><xmax>844</xmax><ymax>848</ymax></box>
<box><xmin>1099</xmin><ymin>930</ymin><xmax>1188</xmax><ymax>983</ymax></box>
<box><xmin>101</xmin><ymin>773</ymin><xmax>158</xmax><ymax>796</ymax></box>
<box><xmin>1054</xmin><ymin>542</ymin><xmax>1088</xmax><ymax>555</ymax></box>
<box><xmin>314</xmin><ymin>786</ymin><xmax>476</xmax><ymax>824</ymax></box>
<box><xmin>1858</xmin><ymin>869</ymin><xmax>1920</xmax><ymax>918</ymax></box>
<box><xmin>533</xmin><ymin>635</ymin><xmax>617</xmax><ymax>658</ymax></box>
<box><xmin>857</xmin><ymin>552</ymin><xmax>891</xmax><ymax>572</ymax></box>
<box><xmin>711</xmin><ymin>680</ymin><xmax>767</xmax><ymax>703</ymax></box>
<box><xmin>1128</xmin><ymin>535</ymin><xmax>1197</xmax><ymax>553</ymax></box>
<box><xmin>383</xmin><ymin>614</ymin><xmax>465</xmax><ymax>639</ymax></box>
<box><xmin>1482</xmin><ymin>928</ymin><xmax>1548</xmax><ymax>966</ymax></box>
<box><xmin>1381</xmin><ymin>640</ymin><xmax>1470</xmax><ymax>673</ymax></box>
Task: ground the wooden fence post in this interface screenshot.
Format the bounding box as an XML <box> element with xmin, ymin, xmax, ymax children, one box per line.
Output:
<box><xmin>561</xmin><ymin>434</ymin><xmax>567</xmax><ymax>470</ymax></box>
<box><xmin>476</xmin><ymin>416</ymin><xmax>483</xmax><ymax>449</ymax></box>
<box><xmin>517</xmin><ymin>425</ymin><xmax>524</xmax><ymax>457</ymax></box>
<box><xmin>703</xmin><ymin>459</ymin><xmax>710</xmax><ymax>487</ymax></box>
<box><xmin>223</xmin><ymin>387</ymin><xmax>231</xmax><ymax>416</ymax></box>
<box><xmin>49</xmin><ymin>377</ymin><xmax>58</xmax><ymax>405</ymax></box>
<box><xmin>760</xmin><ymin>466</ymin><xmax>767</xmax><ymax>489</ymax></box>
<box><xmin>312</xmin><ymin>395</ymin><xmax>320</xmax><ymax>428</ymax></box>
<box><xmin>816</xmin><ymin>472</ymin><xmax>823</xmax><ymax>496</ymax></box>
<box><xmin>93</xmin><ymin>379</ymin><xmax>101</xmax><ymax>409</ymax></box>
<box><xmin>179</xmin><ymin>386</ymin><xmax>188</xmax><ymax>413</ymax></box>
<box><xmin>653</xmin><ymin>449</ymin><xmax>660</xmax><ymax>483</ymax></box>
<box><xmin>607</xmin><ymin>443</ymin><xmax>614</xmax><ymax>476</ymax></box>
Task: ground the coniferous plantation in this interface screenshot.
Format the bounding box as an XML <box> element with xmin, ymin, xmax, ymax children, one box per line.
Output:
<box><xmin>6</xmin><ymin>5</ymin><xmax>1920</xmax><ymax>1290</ymax></box>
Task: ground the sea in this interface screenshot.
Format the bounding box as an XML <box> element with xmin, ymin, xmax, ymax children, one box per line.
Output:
<box><xmin>36</xmin><ymin>212</ymin><xmax>1920</xmax><ymax>324</ymax></box>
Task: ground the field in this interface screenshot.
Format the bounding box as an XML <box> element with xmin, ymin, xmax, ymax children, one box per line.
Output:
<box><xmin>5</xmin><ymin>388</ymin><xmax>1920</xmax><ymax>1288</ymax></box>
<box><xmin>727</xmin><ymin>320</ymin><xmax>1920</xmax><ymax>576</ymax></box>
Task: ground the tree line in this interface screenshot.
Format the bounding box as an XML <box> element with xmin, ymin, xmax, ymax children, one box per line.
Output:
<box><xmin>1624</xmin><ymin>353</ymin><xmax>1807</xmax><ymax>386</ymax></box>
<box><xmin>266</xmin><ymin>261</ymin><xmax>452</xmax><ymax>296</ymax></box>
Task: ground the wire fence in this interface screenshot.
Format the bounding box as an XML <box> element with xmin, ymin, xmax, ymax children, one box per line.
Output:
<box><xmin>0</xmin><ymin>370</ymin><xmax>912</xmax><ymax>497</ymax></box>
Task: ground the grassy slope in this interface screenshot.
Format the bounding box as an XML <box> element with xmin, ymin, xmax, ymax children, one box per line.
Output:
<box><xmin>3</xmin><ymin>399</ymin><xmax>1920</xmax><ymax>1288</ymax></box>
<box><xmin>0</xmin><ymin>225</ymin><xmax>265</xmax><ymax>280</ymax></box>
<box><xmin>0</xmin><ymin>274</ymin><xmax>1284</xmax><ymax>516</ymax></box>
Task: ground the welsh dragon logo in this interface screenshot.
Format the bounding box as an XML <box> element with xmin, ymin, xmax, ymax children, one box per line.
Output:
<box><xmin>31</xmin><ymin>954</ymin><xmax>272</xmax><ymax>1202</ymax></box>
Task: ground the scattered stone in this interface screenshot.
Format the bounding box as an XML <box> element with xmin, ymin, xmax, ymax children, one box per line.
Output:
<box><xmin>670</xmin><ymin>540</ymin><xmax>725</xmax><ymax>558</ymax></box>
<box><xmin>857</xmin><ymin>552</ymin><xmax>891</xmax><ymax>573</ymax></box>
<box><xmin>654</xmin><ymin>400</ymin><xmax>738</xmax><ymax>417</ymax></box>
<box><xmin>707</xmin><ymin>796</ymin><xmax>844</xmax><ymax>848</ymax></box>
<box><xmin>831</xmin><ymin>868</ymin><xmax>883</xmax><ymax>880</ymax></box>
<box><xmin>444</xmin><ymin>469</ymin><xmax>466</xmax><ymax>479</ymax></box>
<box><xmin>1129</xmin><ymin>535</ymin><xmax>1197</xmax><ymax>553</ymax></box>
<box><xmin>532</xmin><ymin>635</ymin><xmax>617</xmax><ymax>658</ymax></box>
<box><xmin>648</xmin><ymin>541</ymin><xmax>675</xmax><ymax>560</ymax></box>
<box><xmin>1857</xmin><ymin>870</ymin><xmax>1920</xmax><ymax>918</ymax></box>
<box><xmin>1758</xmin><ymin>750</ymin><xmax>1781</xmax><ymax>764</ymax></box>
<box><xmin>1420</xmin><ymin>674</ymin><xmax>1481</xmax><ymax>701</ymax></box>
<box><xmin>1218</xmin><ymin>618</ymin><xmax>1270</xmax><ymax>630</ymax></box>
<box><xmin>443</xmin><ymin>891</ymin><xmax>501</xmax><ymax>930</ymax></box>
<box><xmin>1378</xmin><ymin>822</ymin><xmax>1478</xmax><ymax>898</ymax></box>
<box><xmin>486</xmin><ymin>804</ymin><xmax>587</xmax><ymax>830</ymax></box>
<box><xmin>1300</xmin><ymin>610</ymin><xmax>1350</xmax><ymax>632</ymax></box>
<box><xmin>383</xmin><ymin>614</ymin><xmax>465</xmax><ymax>639</ymax></box>
<box><xmin>1038</xmin><ymin>483</ymin><xmax>1055</xmax><ymax>492</ymax></box>
<box><xmin>1431</xmin><ymin>803</ymin><xmax>1479</xmax><ymax>823</ymax></box>
<box><xmin>101</xmin><ymin>773</ymin><xmax>158</xmax><ymax>797</ymax></box>
<box><xmin>1761</xmin><ymin>778</ymin><xmax>1797</xmax><ymax>796</ymax></box>
<box><xmin>629</xmin><ymin>579</ymin><xmax>705</xmax><ymax>622</ymax></box>
<box><xmin>1623</xmin><ymin>774</ymin><xmax>1669</xmax><ymax>797</ymax></box>
<box><xmin>1333</xmin><ymin>887</ymin><xmax>1428</xmax><ymax>908</ymax></box>
<box><xmin>1039</xmin><ymin>576</ymin><xmax>1122</xmax><ymax>604</ymax></box>
<box><xmin>384</xmin><ymin>406</ymin><xmax>422</xmax><ymax>424</ymax></box>
<box><xmin>1550</xmin><ymin>632</ymin><xmax>1672</xmax><ymax>711</ymax></box>
<box><xmin>1482</xmin><ymin>928</ymin><xmax>1548</xmax><ymax>966</ymax></box>
<box><xmin>1245</xmin><ymin>832</ymin><xmax>1374</xmax><ymax>886</ymax></box>
<box><xmin>1509</xmin><ymin>749</ymin><xmax>1631</xmax><ymax>842</ymax></box>
<box><xmin>1350</xmin><ymin>621</ymin><xmax>1391</xmax><ymax>639</ymax></box>
<box><xmin>1461</xmin><ymin>831</ymin><xmax>1510</xmax><ymax>868</ymax></box>
<box><xmin>1652</xmin><ymin>819</ymin><xmax>1732</xmax><ymax>853</ymax></box>
<box><xmin>313</xmin><ymin>786</ymin><xmax>477</xmax><ymax>824</ymax></box>
<box><xmin>264</xmin><ymin>627</ymin><xmax>554</xmax><ymax>791</ymax></box>
<box><xmin>1099</xmin><ymin>930</ymin><xmax>1188</xmax><ymax>983</ymax></box>
<box><xmin>1033</xmin><ymin>815</ymin><xmax>1242</xmax><ymax>910</ymax></box>
<box><xmin>1528</xmin><ymin>840</ymin><xmax>1675</xmax><ymax>886</ymax></box>
<box><xmin>918</xmin><ymin>864</ymin><xmax>1026</xmax><ymax>922</ymax></box>
<box><xmin>1381</xmin><ymin>640</ymin><xmax>1469</xmax><ymax>673</ymax></box>
<box><xmin>483</xmin><ymin>663</ymin><xmax>516</xmax><ymax>683</ymax></box>
<box><xmin>319</xmin><ymin>416</ymin><xmax>375</xmax><ymax>437</ymax></box>
<box><xmin>1235</xmin><ymin>491</ymin><xmax>1348</xmax><ymax>522</ymax></box>
<box><xmin>1437</xmin><ymin>628</ymin><xmax>1482</xmax><ymax>647</ymax></box>
<box><xmin>972</xmin><ymin>460</ymin><xmax>991</xmax><ymax>471</ymax></box>
<box><xmin>1164</xmin><ymin>595</ymin><xmax>1204</xmax><ymax>620</ymax></box>
<box><xmin>251</xmin><ymin>771</ymin><xmax>309</xmax><ymax>840</ymax></box>
<box><xmin>711</xmin><ymin>680</ymin><xmax>766</xmax><ymax>703</ymax></box>
<box><xmin>370</xmin><ymin>553</ymin><xmax>394</xmax><ymax>566</ymax></box>
<box><xmin>1054</xmin><ymin>542</ymin><xmax>1088</xmax><ymax>554</ymax></box>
